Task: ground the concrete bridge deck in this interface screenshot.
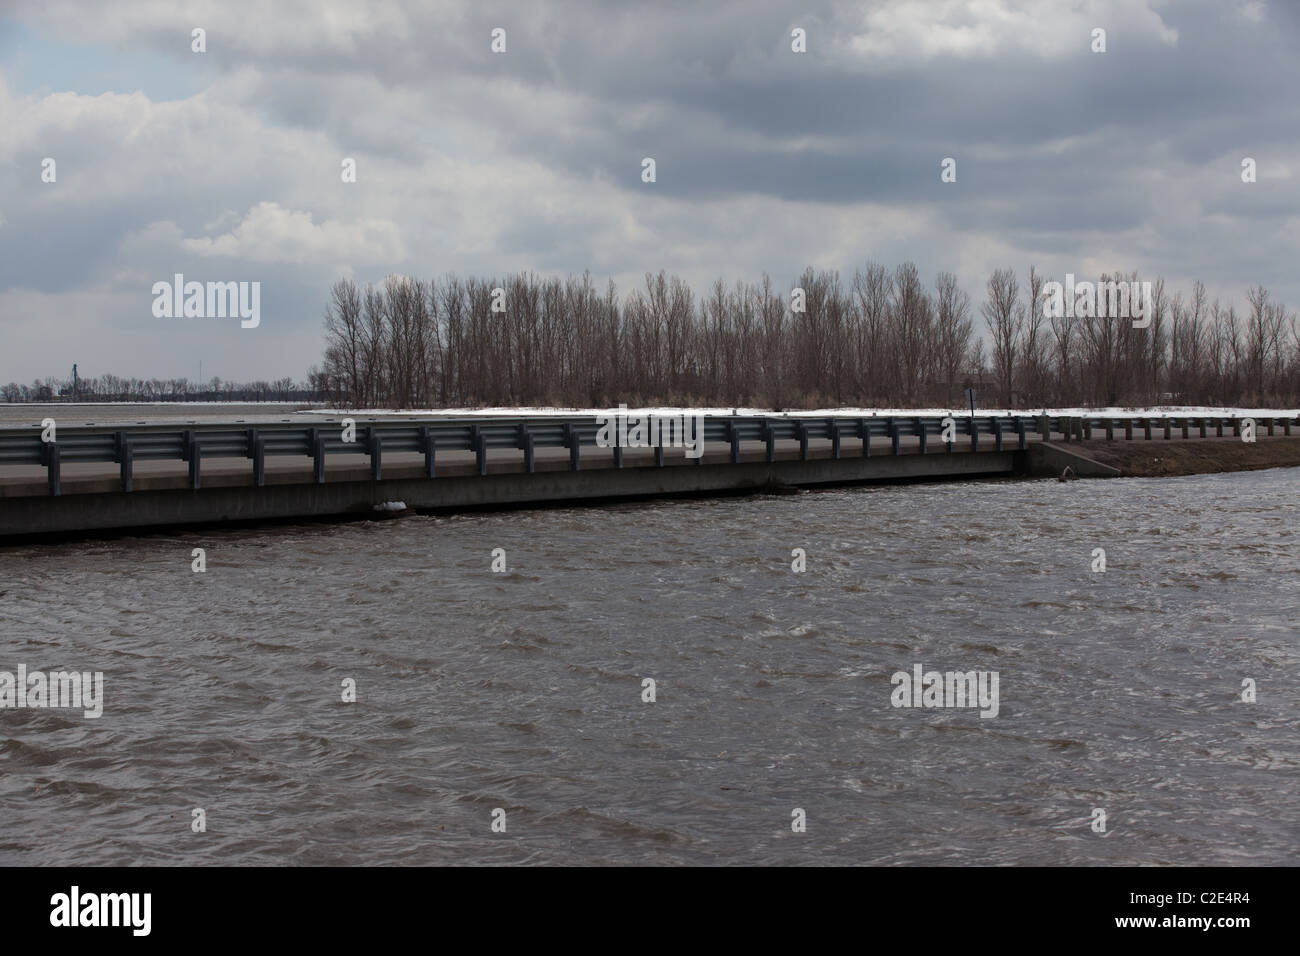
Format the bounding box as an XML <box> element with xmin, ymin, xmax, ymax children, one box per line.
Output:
<box><xmin>0</xmin><ymin>412</ymin><xmax>1294</xmax><ymax>538</ymax></box>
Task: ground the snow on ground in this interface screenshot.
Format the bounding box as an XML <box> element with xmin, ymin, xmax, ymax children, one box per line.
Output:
<box><xmin>8</xmin><ymin>401</ymin><xmax>1296</xmax><ymax>418</ymax></box>
<box><xmin>306</xmin><ymin>404</ymin><xmax>1300</xmax><ymax>419</ymax></box>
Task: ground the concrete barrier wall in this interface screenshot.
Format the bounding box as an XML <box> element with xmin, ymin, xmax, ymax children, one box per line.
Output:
<box><xmin>1028</xmin><ymin>443</ymin><xmax>1122</xmax><ymax>478</ymax></box>
<box><xmin>1</xmin><ymin>450</ymin><xmax>1021</xmax><ymax>537</ymax></box>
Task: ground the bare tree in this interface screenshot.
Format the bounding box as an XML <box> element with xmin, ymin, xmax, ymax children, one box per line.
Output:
<box><xmin>891</xmin><ymin>262</ymin><xmax>932</xmax><ymax>405</ymax></box>
<box><xmin>982</xmin><ymin>268</ymin><xmax>1021</xmax><ymax>406</ymax></box>
<box><xmin>933</xmin><ymin>271</ymin><xmax>972</xmax><ymax>405</ymax></box>
<box><xmin>1020</xmin><ymin>266</ymin><xmax>1046</xmax><ymax>405</ymax></box>
<box><xmin>851</xmin><ymin>262</ymin><xmax>891</xmax><ymax>404</ymax></box>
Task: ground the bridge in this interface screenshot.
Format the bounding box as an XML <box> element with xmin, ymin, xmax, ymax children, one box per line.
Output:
<box><xmin>1</xmin><ymin>412</ymin><xmax>1295</xmax><ymax>538</ymax></box>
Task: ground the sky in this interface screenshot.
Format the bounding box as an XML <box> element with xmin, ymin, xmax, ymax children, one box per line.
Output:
<box><xmin>0</xmin><ymin>0</ymin><xmax>1297</xmax><ymax>385</ymax></box>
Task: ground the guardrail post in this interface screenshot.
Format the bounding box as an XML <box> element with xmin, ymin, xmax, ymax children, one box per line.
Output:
<box><xmin>1268</xmin><ymin>418</ymin><xmax>1276</xmax><ymax>437</ymax></box>
<box><xmin>1143</xmin><ymin>419</ymin><xmax>1152</xmax><ymax>440</ymax></box>
<box><xmin>369</xmin><ymin>432</ymin><xmax>383</xmax><ymax>481</ymax></box>
<box><xmin>1231</xmin><ymin>419</ymin><xmax>1239</xmax><ymax>438</ymax></box>
<box><xmin>993</xmin><ymin>419</ymin><xmax>1003</xmax><ymax>452</ymax></box>
<box><xmin>1216</xmin><ymin>419</ymin><xmax>1224</xmax><ymax>437</ymax></box>
<box><xmin>765</xmin><ymin>422</ymin><xmax>775</xmax><ymax>463</ymax></box>
<box><xmin>970</xmin><ymin>418</ymin><xmax>978</xmax><ymax>452</ymax></box>
<box><xmin>1124</xmin><ymin>420</ymin><xmax>1133</xmax><ymax>441</ymax></box>
<box><xmin>1163</xmin><ymin>419</ymin><xmax>1172</xmax><ymax>440</ymax></box>
<box><xmin>519</xmin><ymin>424</ymin><xmax>535</xmax><ymax>473</ymax></box>
<box><xmin>1105</xmin><ymin>419</ymin><xmax>1114</xmax><ymax>441</ymax></box>
<box><xmin>564</xmin><ymin>424</ymin><xmax>579</xmax><ymax>471</ymax></box>
<box><xmin>1017</xmin><ymin>418</ymin><xmax>1027</xmax><ymax>450</ymax></box>
<box><xmin>188</xmin><ymin>438</ymin><xmax>202</xmax><ymax>489</ymax></box>
<box><xmin>421</xmin><ymin>426</ymin><xmax>436</xmax><ymax>478</ymax></box>
<box><xmin>39</xmin><ymin>441</ymin><xmax>60</xmax><ymax>496</ymax></box>
<box><xmin>115</xmin><ymin>431</ymin><xmax>133</xmax><ymax>493</ymax></box>
<box><xmin>244</xmin><ymin>428</ymin><xmax>259</xmax><ymax>485</ymax></box>
<box><xmin>468</xmin><ymin>424</ymin><xmax>482</xmax><ymax>474</ymax></box>
<box><xmin>1286</xmin><ymin>419</ymin><xmax>1293</xmax><ymax>437</ymax></box>
<box><xmin>313</xmin><ymin>433</ymin><xmax>326</xmax><ymax>484</ymax></box>
<box><xmin>1061</xmin><ymin>418</ymin><xmax>1071</xmax><ymax>444</ymax></box>
<box><xmin>729</xmin><ymin>421</ymin><xmax>740</xmax><ymax>464</ymax></box>
<box><xmin>859</xmin><ymin>419</ymin><xmax>870</xmax><ymax>458</ymax></box>
<box><xmin>1083</xmin><ymin>419</ymin><xmax>1092</xmax><ymax>440</ymax></box>
<box><xmin>1181</xmin><ymin>419</ymin><xmax>1189</xmax><ymax>440</ymax></box>
<box><xmin>889</xmin><ymin>418</ymin><xmax>900</xmax><ymax>456</ymax></box>
<box><xmin>1037</xmin><ymin>414</ymin><xmax>1049</xmax><ymax>441</ymax></box>
<box><xmin>254</xmin><ymin>436</ymin><xmax>266</xmax><ymax>487</ymax></box>
<box><xmin>1199</xmin><ymin>418</ymin><xmax>1207</xmax><ymax>438</ymax></box>
<box><xmin>797</xmin><ymin>421</ymin><xmax>809</xmax><ymax>461</ymax></box>
<box><xmin>917</xmin><ymin>418</ymin><xmax>927</xmax><ymax>454</ymax></box>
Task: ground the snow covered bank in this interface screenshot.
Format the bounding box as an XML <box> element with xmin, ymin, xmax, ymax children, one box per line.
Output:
<box><xmin>305</xmin><ymin>404</ymin><xmax>1300</xmax><ymax>420</ymax></box>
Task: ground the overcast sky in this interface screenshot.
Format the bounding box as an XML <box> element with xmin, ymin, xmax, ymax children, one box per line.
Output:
<box><xmin>1</xmin><ymin>0</ymin><xmax>1297</xmax><ymax>385</ymax></box>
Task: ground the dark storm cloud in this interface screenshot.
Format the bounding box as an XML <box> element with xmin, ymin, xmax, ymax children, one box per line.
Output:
<box><xmin>2</xmin><ymin>0</ymin><xmax>1298</xmax><ymax>381</ymax></box>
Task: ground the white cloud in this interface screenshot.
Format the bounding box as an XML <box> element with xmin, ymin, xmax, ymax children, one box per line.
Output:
<box><xmin>1</xmin><ymin>0</ymin><xmax>1296</xmax><ymax>386</ymax></box>
<box><xmin>842</xmin><ymin>0</ymin><xmax>1179</xmax><ymax>60</ymax></box>
<box><xmin>180</xmin><ymin>201</ymin><xmax>406</xmax><ymax>264</ymax></box>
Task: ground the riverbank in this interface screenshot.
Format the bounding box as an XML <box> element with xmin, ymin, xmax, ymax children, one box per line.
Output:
<box><xmin>1074</xmin><ymin>436</ymin><xmax>1300</xmax><ymax>477</ymax></box>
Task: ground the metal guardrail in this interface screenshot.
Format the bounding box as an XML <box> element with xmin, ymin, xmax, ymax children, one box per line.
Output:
<box><xmin>0</xmin><ymin>413</ymin><xmax>1294</xmax><ymax>496</ymax></box>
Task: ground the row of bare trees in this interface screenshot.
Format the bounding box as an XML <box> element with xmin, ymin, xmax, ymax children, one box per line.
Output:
<box><xmin>313</xmin><ymin>266</ymin><xmax>1300</xmax><ymax>409</ymax></box>
<box><xmin>981</xmin><ymin>269</ymin><xmax>1300</xmax><ymax>408</ymax></box>
<box><xmin>0</xmin><ymin>375</ymin><xmax>312</xmax><ymax>403</ymax></box>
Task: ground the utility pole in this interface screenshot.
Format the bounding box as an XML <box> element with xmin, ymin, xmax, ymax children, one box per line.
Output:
<box><xmin>72</xmin><ymin>363</ymin><xmax>78</xmax><ymax>402</ymax></box>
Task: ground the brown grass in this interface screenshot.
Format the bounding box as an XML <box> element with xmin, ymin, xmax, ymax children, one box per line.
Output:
<box><xmin>1075</xmin><ymin>437</ymin><xmax>1300</xmax><ymax>477</ymax></box>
